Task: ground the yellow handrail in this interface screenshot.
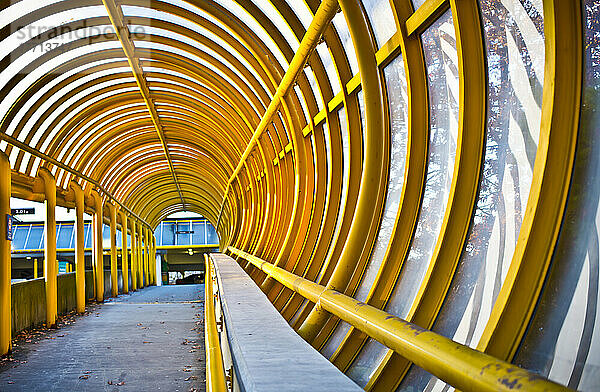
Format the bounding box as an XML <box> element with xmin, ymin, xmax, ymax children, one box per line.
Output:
<box><xmin>228</xmin><ymin>247</ymin><xmax>572</xmax><ymax>392</ymax></box>
<box><xmin>204</xmin><ymin>254</ymin><xmax>227</xmax><ymax>392</ymax></box>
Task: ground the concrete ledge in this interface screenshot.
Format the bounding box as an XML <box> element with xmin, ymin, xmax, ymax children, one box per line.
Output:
<box><xmin>211</xmin><ymin>254</ymin><xmax>361</xmax><ymax>392</ymax></box>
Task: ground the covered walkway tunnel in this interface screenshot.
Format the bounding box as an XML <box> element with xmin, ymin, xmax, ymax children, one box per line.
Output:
<box><xmin>0</xmin><ymin>0</ymin><xmax>599</xmax><ymax>390</ymax></box>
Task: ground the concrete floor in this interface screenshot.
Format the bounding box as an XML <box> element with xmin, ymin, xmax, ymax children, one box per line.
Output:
<box><xmin>0</xmin><ymin>285</ymin><xmax>205</xmax><ymax>391</ymax></box>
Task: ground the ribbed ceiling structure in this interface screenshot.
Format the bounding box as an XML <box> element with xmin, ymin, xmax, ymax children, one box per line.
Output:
<box><xmin>1</xmin><ymin>0</ymin><xmax>599</xmax><ymax>390</ymax></box>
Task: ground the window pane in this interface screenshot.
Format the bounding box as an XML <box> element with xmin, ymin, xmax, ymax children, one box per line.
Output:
<box><xmin>192</xmin><ymin>221</ymin><xmax>206</xmax><ymax>245</ymax></box>
<box><xmin>162</xmin><ymin>222</ymin><xmax>175</xmax><ymax>245</ymax></box>
<box><xmin>206</xmin><ymin>223</ymin><xmax>219</xmax><ymax>244</ymax></box>
<box><xmin>513</xmin><ymin>2</ymin><xmax>598</xmax><ymax>390</ymax></box>
<box><xmin>362</xmin><ymin>0</ymin><xmax>397</xmax><ymax>48</ymax></box>
<box><xmin>386</xmin><ymin>8</ymin><xmax>458</xmax><ymax>322</ymax></box>
<box><xmin>346</xmin><ymin>53</ymin><xmax>409</xmax><ymax>387</ymax></box>
<box><xmin>12</xmin><ymin>225</ymin><xmax>29</xmax><ymax>250</ymax></box>
<box><xmin>57</xmin><ymin>224</ymin><xmax>73</xmax><ymax>249</ymax></box>
<box><xmin>176</xmin><ymin>221</ymin><xmax>191</xmax><ymax>246</ymax></box>
<box><xmin>26</xmin><ymin>225</ymin><xmax>43</xmax><ymax>249</ymax></box>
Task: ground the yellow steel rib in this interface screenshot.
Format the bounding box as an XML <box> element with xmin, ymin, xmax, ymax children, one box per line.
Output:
<box><xmin>215</xmin><ymin>0</ymin><xmax>340</xmax><ymax>231</ymax></box>
<box><xmin>102</xmin><ymin>0</ymin><xmax>186</xmax><ymax>209</ymax></box>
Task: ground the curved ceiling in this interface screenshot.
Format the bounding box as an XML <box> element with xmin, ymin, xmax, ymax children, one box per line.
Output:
<box><xmin>0</xmin><ymin>0</ymin><xmax>343</xmax><ymax>230</ymax></box>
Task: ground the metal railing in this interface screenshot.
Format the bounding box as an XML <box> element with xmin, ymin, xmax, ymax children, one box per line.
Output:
<box><xmin>228</xmin><ymin>247</ymin><xmax>572</xmax><ymax>392</ymax></box>
<box><xmin>204</xmin><ymin>254</ymin><xmax>227</xmax><ymax>392</ymax></box>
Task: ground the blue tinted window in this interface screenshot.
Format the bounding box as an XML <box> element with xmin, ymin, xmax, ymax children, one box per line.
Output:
<box><xmin>206</xmin><ymin>223</ymin><xmax>219</xmax><ymax>244</ymax></box>
<box><xmin>154</xmin><ymin>223</ymin><xmax>162</xmax><ymax>244</ymax></box>
<box><xmin>102</xmin><ymin>225</ymin><xmax>110</xmax><ymax>242</ymax></box>
<box><xmin>162</xmin><ymin>222</ymin><xmax>175</xmax><ymax>245</ymax></box>
<box><xmin>176</xmin><ymin>221</ymin><xmax>190</xmax><ymax>245</ymax></box>
<box><xmin>26</xmin><ymin>225</ymin><xmax>43</xmax><ymax>249</ymax></box>
<box><xmin>84</xmin><ymin>223</ymin><xmax>92</xmax><ymax>248</ymax></box>
<box><xmin>12</xmin><ymin>226</ymin><xmax>29</xmax><ymax>250</ymax></box>
<box><xmin>192</xmin><ymin>221</ymin><xmax>205</xmax><ymax>244</ymax></box>
<box><xmin>56</xmin><ymin>224</ymin><xmax>73</xmax><ymax>249</ymax></box>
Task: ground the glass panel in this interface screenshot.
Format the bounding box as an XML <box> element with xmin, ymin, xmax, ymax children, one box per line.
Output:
<box><xmin>176</xmin><ymin>221</ymin><xmax>191</xmax><ymax>246</ymax></box>
<box><xmin>316</xmin><ymin>42</ymin><xmax>342</xmax><ymax>96</ymax></box>
<box><xmin>102</xmin><ymin>224</ymin><xmax>110</xmax><ymax>248</ymax></box>
<box><xmin>346</xmin><ymin>54</ymin><xmax>409</xmax><ymax>386</ymax></box>
<box><xmin>317</xmin><ymin>107</ymin><xmax>350</xmax><ymax>282</ymax></box>
<box><xmin>354</xmin><ymin>54</ymin><xmax>408</xmax><ymax>303</ymax></box>
<box><xmin>84</xmin><ymin>223</ymin><xmax>92</xmax><ymax>248</ymax></box>
<box><xmin>155</xmin><ymin>223</ymin><xmax>162</xmax><ymax>245</ymax></box>
<box><xmin>12</xmin><ymin>226</ymin><xmax>28</xmax><ymax>250</ymax></box>
<box><xmin>386</xmin><ymin>9</ymin><xmax>458</xmax><ymax>323</ymax></box>
<box><xmin>162</xmin><ymin>222</ymin><xmax>175</xmax><ymax>245</ymax></box>
<box><xmin>206</xmin><ymin>223</ymin><xmax>219</xmax><ymax>244</ymax></box>
<box><xmin>320</xmin><ymin>320</ymin><xmax>352</xmax><ymax>359</ymax></box>
<box><xmin>332</xmin><ymin>10</ymin><xmax>359</xmax><ymax>75</ymax></box>
<box><xmin>347</xmin><ymin>338</ymin><xmax>388</xmax><ymax>388</ymax></box>
<box><xmin>362</xmin><ymin>0</ymin><xmax>397</xmax><ymax>48</ymax></box>
<box><xmin>411</xmin><ymin>0</ymin><xmax>428</xmax><ymax>11</ymax></box>
<box><xmin>57</xmin><ymin>224</ymin><xmax>73</xmax><ymax>249</ymax></box>
<box><xmin>192</xmin><ymin>221</ymin><xmax>206</xmax><ymax>245</ymax></box>
<box><xmin>512</xmin><ymin>2</ymin><xmax>599</xmax><ymax>391</ymax></box>
<box><xmin>429</xmin><ymin>0</ymin><xmax>545</xmax><ymax>357</ymax></box>
<box><xmin>26</xmin><ymin>225</ymin><xmax>43</xmax><ymax>249</ymax></box>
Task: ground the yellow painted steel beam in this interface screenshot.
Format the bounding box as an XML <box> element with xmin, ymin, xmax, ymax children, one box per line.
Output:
<box><xmin>119</xmin><ymin>211</ymin><xmax>129</xmax><ymax>294</ymax></box>
<box><xmin>91</xmin><ymin>190</ymin><xmax>104</xmax><ymax>302</ymax></box>
<box><xmin>108</xmin><ymin>202</ymin><xmax>118</xmax><ymax>297</ymax></box>
<box><xmin>102</xmin><ymin>0</ymin><xmax>186</xmax><ymax>209</ymax></box>
<box><xmin>70</xmin><ymin>181</ymin><xmax>86</xmax><ymax>313</ymax></box>
<box><xmin>230</xmin><ymin>247</ymin><xmax>572</xmax><ymax>392</ymax></box>
<box><xmin>130</xmin><ymin>219</ymin><xmax>138</xmax><ymax>291</ymax></box>
<box><xmin>0</xmin><ymin>152</ymin><xmax>11</xmax><ymax>356</ymax></box>
<box><xmin>204</xmin><ymin>254</ymin><xmax>227</xmax><ymax>392</ymax></box>
<box><xmin>215</xmin><ymin>0</ymin><xmax>340</xmax><ymax>231</ymax></box>
<box><xmin>39</xmin><ymin>168</ymin><xmax>58</xmax><ymax>328</ymax></box>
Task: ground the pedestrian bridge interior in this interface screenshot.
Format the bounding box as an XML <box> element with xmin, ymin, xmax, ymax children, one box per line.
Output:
<box><xmin>0</xmin><ymin>0</ymin><xmax>598</xmax><ymax>391</ymax></box>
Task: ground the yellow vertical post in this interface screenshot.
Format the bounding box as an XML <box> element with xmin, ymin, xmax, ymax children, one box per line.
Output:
<box><xmin>130</xmin><ymin>219</ymin><xmax>138</xmax><ymax>291</ymax></box>
<box><xmin>119</xmin><ymin>211</ymin><xmax>129</xmax><ymax>294</ymax></box>
<box><xmin>0</xmin><ymin>151</ymin><xmax>11</xmax><ymax>355</ymax></box>
<box><xmin>70</xmin><ymin>181</ymin><xmax>86</xmax><ymax>313</ymax></box>
<box><xmin>38</xmin><ymin>168</ymin><xmax>57</xmax><ymax>328</ymax></box>
<box><xmin>137</xmin><ymin>224</ymin><xmax>143</xmax><ymax>288</ymax></box>
<box><xmin>144</xmin><ymin>227</ymin><xmax>149</xmax><ymax>287</ymax></box>
<box><xmin>33</xmin><ymin>258</ymin><xmax>38</xmax><ymax>279</ymax></box>
<box><xmin>91</xmin><ymin>191</ymin><xmax>104</xmax><ymax>302</ymax></box>
<box><xmin>108</xmin><ymin>203</ymin><xmax>118</xmax><ymax>297</ymax></box>
<box><xmin>152</xmin><ymin>236</ymin><xmax>157</xmax><ymax>285</ymax></box>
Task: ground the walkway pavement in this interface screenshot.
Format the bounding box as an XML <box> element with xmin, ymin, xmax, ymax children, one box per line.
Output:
<box><xmin>0</xmin><ymin>285</ymin><xmax>205</xmax><ymax>391</ymax></box>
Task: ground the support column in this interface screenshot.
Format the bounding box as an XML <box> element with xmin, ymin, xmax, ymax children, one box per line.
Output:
<box><xmin>33</xmin><ymin>258</ymin><xmax>38</xmax><ymax>279</ymax></box>
<box><xmin>130</xmin><ymin>219</ymin><xmax>138</xmax><ymax>291</ymax></box>
<box><xmin>39</xmin><ymin>168</ymin><xmax>57</xmax><ymax>328</ymax></box>
<box><xmin>119</xmin><ymin>211</ymin><xmax>129</xmax><ymax>294</ymax></box>
<box><xmin>107</xmin><ymin>203</ymin><xmax>118</xmax><ymax>297</ymax></box>
<box><xmin>70</xmin><ymin>181</ymin><xmax>86</xmax><ymax>313</ymax></box>
<box><xmin>0</xmin><ymin>152</ymin><xmax>11</xmax><ymax>355</ymax></box>
<box><xmin>91</xmin><ymin>191</ymin><xmax>104</xmax><ymax>302</ymax></box>
<box><xmin>152</xmin><ymin>236</ymin><xmax>157</xmax><ymax>285</ymax></box>
<box><xmin>143</xmin><ymin>227</ymin><xmax>149</xmax><ymax>287</ymax></box>
<box><xmin>137</xmin><ymin>224</ymin><xmax>143</xmax><ymax>288</ymax></box>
